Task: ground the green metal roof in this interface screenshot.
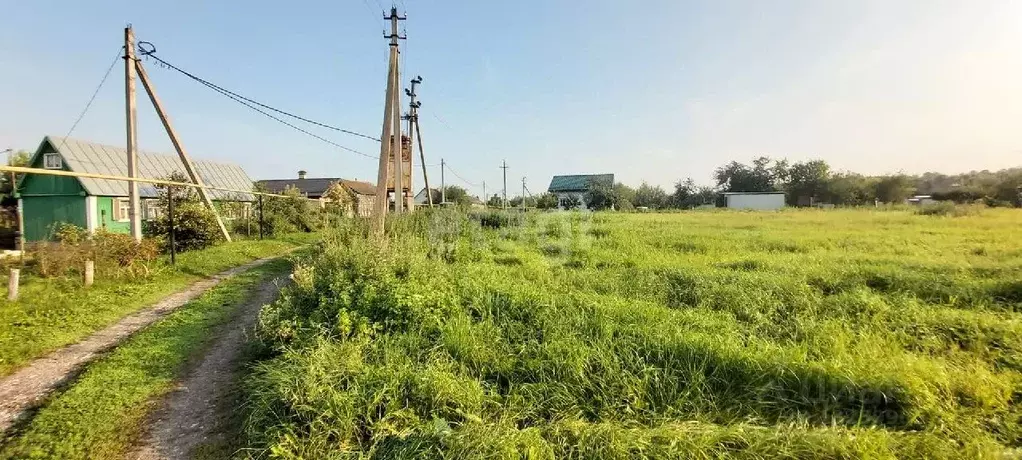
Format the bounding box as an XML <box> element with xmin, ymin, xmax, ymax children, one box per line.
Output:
<box><xmin>547</xmin><ymin>174</ymin><xmax>614</xmax><ymax>192</ymax></box>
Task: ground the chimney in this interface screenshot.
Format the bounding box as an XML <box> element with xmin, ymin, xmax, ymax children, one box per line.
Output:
<box><xmin>298</xmin><ymin>170</ymin><xmax>307</xmax><ymax>180</ymax></box>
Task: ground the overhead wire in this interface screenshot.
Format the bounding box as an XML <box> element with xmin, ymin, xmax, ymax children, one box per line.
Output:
<box><xmin>198</xmin><ymin>78</ymin><xmax>377</xmax><ymax>159</ymax></box>
<box><xmin>443</xmin><ymin>162</ymin><xmax>479</xmax><ymax>187</ymax></box>
<box><xmin>56</xmin><ymin>47</ymin><xmax>124</xmax><ymax>152</ymax></box>
<box><xmin>138</xmin><ymin>44</ymin><xmax>380</xmax><ymax>143</ymax></box>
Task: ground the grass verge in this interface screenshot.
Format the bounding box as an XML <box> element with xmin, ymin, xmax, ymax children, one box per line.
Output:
<box><xmin>0</xmin><ymin>258</ymin><xmax>293</xmax><ymax>460</ymax></box>
<box><xmin>0</xmin><ymin>233</ymin><xmax>316</xmax><ymax>377</ymax></box>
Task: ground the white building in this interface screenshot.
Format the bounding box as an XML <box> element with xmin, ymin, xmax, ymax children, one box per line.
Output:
<box><xmin>722</xmin><ymin>191</ymin><xmax>786</xmax><ymax>210</ymax></box>
<box><xmin>547</xmin><ymin>174</ymin><xmax>614</xmax><ymax>210</ymax></box>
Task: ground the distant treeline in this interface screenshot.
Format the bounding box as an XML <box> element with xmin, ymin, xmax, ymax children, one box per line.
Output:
<box><xmin>587</xmin><ymin>157</ymin><xmax>1022</xmax><ymax>210</ymax></box>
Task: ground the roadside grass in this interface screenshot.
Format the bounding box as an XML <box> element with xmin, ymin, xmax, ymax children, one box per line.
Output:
<box><xmin>0</xmin><ymin>258</ymin><xmax>293</xmax><ymax>460</ymax></box>
<box><xmin>237</xmin><ymin>209</ymin><xmax>1022</xmax><ymax>458</ymax></box>
<box><xmin>0</xmin><ymin>233</ymin><xmax>316</xmax><ymax>377</ymax></box>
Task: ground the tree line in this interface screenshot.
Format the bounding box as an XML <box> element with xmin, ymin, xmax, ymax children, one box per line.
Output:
<box><xmin>563</xmin><ymin>157</ymin><xmax>1022</xmax><ymax>210</ymax></box>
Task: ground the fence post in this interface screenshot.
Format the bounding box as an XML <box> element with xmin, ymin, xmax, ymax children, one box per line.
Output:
<box><xmin>168</xmin><ymin>186</ymin><xmax>176</xmax><ymax>265</ymax></box>
<box><xmin>84</xmin><ymin>260</ymin><xmax>94</xmax><ymax>287</ymax></box>
<box><xmin>8</xmin><ymin>268</ymin><xmax>19</xmax><ymax>301</ymax></box>
<box><xmin>258</xmin><ymin>194</ymin><xmax>264</xmax><ymax>240</ymax></box>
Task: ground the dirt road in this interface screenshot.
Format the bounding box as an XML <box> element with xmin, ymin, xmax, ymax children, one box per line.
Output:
<box><xmin>131</xmin><ymin>274</ymin><xmax>284</xmax><ymax>460</ymax></box>
<box><xmin>0</xmin><ymin>256</ymin><xmax>280</xmax><ymax>434</ymax></box>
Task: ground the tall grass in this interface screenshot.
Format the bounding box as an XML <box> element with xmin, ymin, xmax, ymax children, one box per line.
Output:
<box><xmin>238</xmin><ymin>209</ymin><xmax>1022</xmax><ymax>458</ymax></box>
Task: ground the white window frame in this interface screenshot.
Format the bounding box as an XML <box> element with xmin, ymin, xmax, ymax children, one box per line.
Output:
<box><xmin>114</xmin><ymin>198</ymin><xmax>131</xmax><ymax>222</ymax></box>
<box><xmin>141</xmin><ymin>199</ymin><xmax>163</xmax><ymax>221</ymax></box>
<box><xmin>43</xmin><ymin>153</ymin><xmax>62</xmax><ymax>169</ymax></box>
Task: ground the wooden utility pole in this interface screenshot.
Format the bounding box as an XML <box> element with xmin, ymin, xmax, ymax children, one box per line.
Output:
<box><xmin>373</xmin><ymin>8</ymin><xmax>405</xmax><ymax>232</ymax></box>
<box><xmin>500</xmin><ymin>160</ymin><xmax>509</xmax><ymax>209</ymax></box>
<box><xmin>405</xmin><ymin>76</ymin><xmax>431</xmax><ymax>208</ymax></box>
<box><xmin>124</xmin><ymin>26</ymin><xmax>142</xmax><ymax>242</ymax></box>
<box><xmin>440</xmin><ymin>158</ymin><xmax>446</xmax><ymax>204</ymax></box>
<box><xmin>135</xmin><ymin>60</ymin><xmax>232</xmax><ymax>242</ymax></box>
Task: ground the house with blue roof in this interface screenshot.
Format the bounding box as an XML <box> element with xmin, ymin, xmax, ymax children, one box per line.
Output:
<box><xmin>547</xmin><ymin>174</ymin><xmax>614</xmax><ymax>210</ymax></box>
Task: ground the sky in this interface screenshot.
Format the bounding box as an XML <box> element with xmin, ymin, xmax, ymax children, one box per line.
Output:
<box><xmin>2</xmin><ymin>0</ymin><xmax>1021</xmax><ymax>198</ymax></box>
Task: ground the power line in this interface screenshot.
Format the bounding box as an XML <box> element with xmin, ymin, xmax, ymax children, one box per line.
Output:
<box><xmin>57</xmin><ymin>47</ymin><xmax>123</xmax><ymax>152</ymax></box>
<box><xmin>444</xmin><ymin>162</ymin><xmax>479</xmax><ymax>187</ymax></box>
<box><xmin>200</xmin><ymin>77</ymin><xmax>377</xmax><ymax>159</ymax></box>
<box><xmin>138</xmin><ymin>44</ymin><xmax>380</xmax><ymax>142</ymax></box>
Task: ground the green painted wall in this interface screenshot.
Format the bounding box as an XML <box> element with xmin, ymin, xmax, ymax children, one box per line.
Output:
<box><xmin>19</xmin><ymin>142</ymin><xmax>85</xmax><ymax>197</ymax></box>
<box><xmin>23</xmin><ymin>196</ymin><xmax>87</xmax><ymax>241</ymax></box>
<box><xmin>96</xmin><ymin>197</ymin><xmax>129</xmax><ymax>233</ymax></box>
<box><xmin>19</xmin><ymin>139</ymin><xmax>90</xmax><ymax>241</ymax></box>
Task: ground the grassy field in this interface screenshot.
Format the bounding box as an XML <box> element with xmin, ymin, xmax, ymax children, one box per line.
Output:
<box><xmin>0</xmin><ymin>233</ymin><xmax>317</xmax><ymax>377</ymax></box>
<box><xmin>0</xmin><ymin>258</ymin><xmax>294</xmax><ymax>459</ymax></box>
<box><xmin>242</xmin><ymin>209</ymin><xmax>1021</xmax><ymax>458</ymax></box>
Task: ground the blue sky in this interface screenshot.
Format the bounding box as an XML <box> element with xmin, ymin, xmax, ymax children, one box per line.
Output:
<box><xmin>2</xmin><ymin>0</ymin><xmax>1021</xmax><ymax>198</ymax></box>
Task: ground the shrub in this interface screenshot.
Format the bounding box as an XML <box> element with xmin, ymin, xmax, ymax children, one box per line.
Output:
<box><xmin>257</xmin><ymin>185</ymin><xmax>317</xmax><ymax>236</ymax></box>
<box><xmin>915</xmin><ymin>202</ymin><xmax>981</xmax><ymax>217</ymax></box>
<box><xmin>471</xmin><ymin>210</ymin><xmax>525</xmax><ymax>229</ymax></box>
<box><xmin>34</xmin><ymin>225</ymin><xmax>160</xmax><ymax>279</ymax></box>
<box><xmin>144</xmin><ymin>175</ymin><xmax>225</xmax><ymax>252</ymax></box>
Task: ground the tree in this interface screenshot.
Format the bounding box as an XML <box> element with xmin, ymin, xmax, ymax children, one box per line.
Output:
<box><xmin>785</xmin><ymin>160</ymin><xmax>831</xmax><ymax>205</ymax></box>
<box><xmin>442</xmin><ymin>185</ymin><xmax>472</xmax><ymax>206</ymax></box>
<box><xmin>634</xmin><ymin>182</ymin><xmax>668</xmax><ymax>209</ymax></box>
<box><xmin>991</xmin><ymin>171</ymin><xmax>1022</xmax><ymax>207</ymax></box>
<box><xmin>825</xmin><ymin>173</ymin><xmax>876</xmax><ymax>205</ymax></box>
<box><xmin>561</xmin><ymin>195</ymin><xmax>581</xmax><ymax>210</ymax></box>
<box><xmin>536</xmin><ymin>193</ymin><xmax>558</xmax><ymax>210</ymax></box>
<box><xmin>714</xmin><ymin>156</ymin><xmax>788</xmax><ymax>192</ymax></box>
<box><xmin>585</xmin><ymin>181</ymin><xmax>616</xmax><ymax>211</ymax></box>
<box><xmin>692</xmin><ymin>186</ymin><xmax>718</xmax><ymax>206</ymax></box>
<box><xmin>613</xmin><ymin>183</ymin><xmax>636</xmax><ymax>210</ymax></box>
<box><xmin>509</xmin><ymin>196</ymin><xmax>537</xmax><ymax>208</ymax></box>
<box><xmin>1</xmin><ymin>150</ymin><xmax>31</xmax><ymax>206</ymax></box>
<box><xmin>323</xmin><ymin>181</ymin><xmax>355</xmax><ymax>215</ymax></box>
<box><xmin>486</xmin><ymin>194</ymin><xmax>503</xmax><ymax>208</ymax></box>
<box><xmin>875</xmin><ymin>175</ymin><xmax>915</xmax><ymax>203</ymax></box>
<box><xmin>672</xmin><ymin>178</ymin><xmax>697</xmax><ymax>208</ymax></box>
<box><xmin>146</xmin><ymin>172</ymin><xmax>225</xmax><ymax>251</ymax></box>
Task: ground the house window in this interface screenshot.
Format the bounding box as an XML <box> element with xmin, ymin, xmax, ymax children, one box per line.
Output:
<box><xmin>114</xmin><ymin>198</ymin><xmax>131</xmax><ymax>222</ymax></box>
<box><xmin>43</xmin><ymin>153</ymin><xmax>62</xmax><ymax>169</ymax></box>
<box><xmin>142</xmin><ymin>199</ymin><xmax>163</xmax><ymax>220</ymax></box>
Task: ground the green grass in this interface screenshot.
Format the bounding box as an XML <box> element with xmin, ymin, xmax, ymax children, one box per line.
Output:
<box><xmin>0</xmin><ymin>258</ymin><xmax>293</xmax><ymax>460</ymax></box>
<box><xmin>241</xmin><ymin>209</ymin><xmax>1022</xmax><ymax>458</ymax></box>
<box><xmin>0</xmin><ymin>233</ymin><xmax>316</xmax><ymax>377</ymax></box>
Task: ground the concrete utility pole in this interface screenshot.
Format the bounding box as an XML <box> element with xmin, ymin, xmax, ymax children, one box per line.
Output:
<box><xmin>391</xmin><ymin>57</ymin><xmax>404</xmax><ymax>213</ymax></box>
<box><xmin>500</xmin><ymin>160</ymin><xmax>509</xmax><ymax>209</ymax></box>
<box><xmin>405</xmin><ymin>76</ymin><xmax>431</xmax><ymax>208</ymax></box>
<box><xmin>124</xmin><ymin>26</ymin><xmax>142</xmax><ymax>242</ymax></box>
<box><xmin>482</xmin><ymin>181</ymin><xmax>486</xmax><ymax>207</ymax></box>
<box><xmin>373</xmin><ymin>7</ymin><xmax>405</xmax><ymax>232</ymax></box>
<box><xmin>135</xmin><ymin>59</ymin><xmax>231</xmax><ymax>242</ymax></box>
<box><xmin>522</xmin><ymin>177</ymin><xmax>526</xmax><ymax>210</ymax></box>
<box><xmin>440</xmin><ymin>158</ymin><xmax>446</xmax><ymax>204</ymax></box>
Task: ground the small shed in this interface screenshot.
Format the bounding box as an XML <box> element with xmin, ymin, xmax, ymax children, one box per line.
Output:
<box><xmin>722</xmin><ymin>191</ymin><xmax>786</xmax><ymax>210</ymax></box>
<box><xmin>18</xmin><ymin>136</ymin><xmax>255</xmax><ymax>241</ymax></box>
<box><xmin>547</xmin><ymin>174</ymin><xmax>614</xmax><ymax>210</ymax></box>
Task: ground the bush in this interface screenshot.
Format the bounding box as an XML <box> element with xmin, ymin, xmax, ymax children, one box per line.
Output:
<box><xmin>144</xmin><ymin>175</ymin><xmax>225</xmax><ymax>252</ymax></box>
<box><xmin>915</xmin><ymin>202</ymin><xmax>982</xmax><ymax>217</ymax></box>
<box><xmin>256</xmin><ymin>185</ymin><xmax>317</xmax><ymax>236</ymax></box>
<box><xmin>471</xmin><ymin>210</ymin><xmax>525</xmax><ymax>229</ymax></box>
<box><xmin>35</xmin><ymin>226</ymin><xmax>160</xmax><ymax>279</ymax></box>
